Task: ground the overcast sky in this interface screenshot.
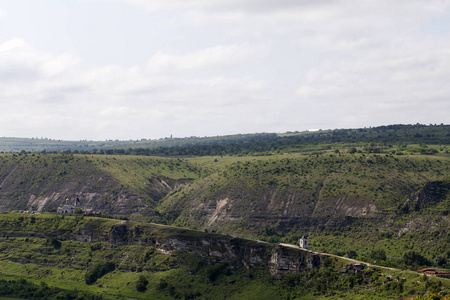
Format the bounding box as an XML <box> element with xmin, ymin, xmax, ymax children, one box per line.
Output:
<box><xmin>0</xmin><ymin>0</ymin><xmax>449</xmax><ymax>140</ymax></box>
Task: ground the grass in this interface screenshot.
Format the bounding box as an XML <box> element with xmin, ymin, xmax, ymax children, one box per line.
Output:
<box><xmin>0</xmin><ymin>213</ymin><xmax>449</xmax><ymax>299</ymax></box>
<box><xmin>1</xmin><ymin>126</ymin><xmax>450</xmax><ymax>299</ymax></box>
<box><xmin>160</xmin><ymin>153</ymin><xmax>450</xmax><ymax>228</ymax></box>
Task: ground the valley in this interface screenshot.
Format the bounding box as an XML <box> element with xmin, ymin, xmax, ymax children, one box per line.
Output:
<box><xmin>0</xmin><ymin>124</ymin><xmax>449</xmax><ymax>299</ymax></box>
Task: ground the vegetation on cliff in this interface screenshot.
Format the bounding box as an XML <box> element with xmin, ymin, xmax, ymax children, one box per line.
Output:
<box><xmin>0</xmin><ymin>124</ymin><xmax>449</xmax><ymax>298</ymax></box>
<box><xmin>0</xmin><ymin>153</ymin><xmax>204</xmax><ymax>214</ymax></box>
<box><xmin>0</xmin><ymin>213</ymin><xmax>448</xmax><ymax>299</ymax></box>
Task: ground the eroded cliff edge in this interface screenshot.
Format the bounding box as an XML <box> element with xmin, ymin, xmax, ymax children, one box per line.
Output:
<box><xmin>0</xmin><ymin>213</ymin><xmax>322</xmax><ymax>278</ymax></box>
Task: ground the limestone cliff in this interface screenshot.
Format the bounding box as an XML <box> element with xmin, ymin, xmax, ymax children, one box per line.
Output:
<box><xmin>0</xmin><ymin>214</ymin><xmax>322</xmax><ymax>277</ymax></box>
<box><xmin>0</xmin><ymin>154</ymin><xmax>198</xmax><ymax>215</ymax></box>
<box><xmin>106</xmin><ymin>222</ymin><xmax>322</xmax><ymax>277</ymax></box>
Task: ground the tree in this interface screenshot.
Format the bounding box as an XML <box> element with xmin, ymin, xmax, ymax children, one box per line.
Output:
<box><xmin>370</xmin><ymin>249</ymin><xmax>386</xmax><ymax>261</ymax></box>
<box><xmin>85</xmin><ymin>261</ymin><xmax>116</xmax><ymax>285</ymax></box>
<box><xmin>403</xmin><ymin>251</ymin><xmax>429</xmax><ymax>267</ymax></box>
<box><xmin>135</xmin><ymin>275</ymin><xmax>148</xmax><ymax>292</ymax></box>
<box><xmin>347</xmin><ymin>250</ymin><xmax>358</xmax><ymax>259</ymax></box>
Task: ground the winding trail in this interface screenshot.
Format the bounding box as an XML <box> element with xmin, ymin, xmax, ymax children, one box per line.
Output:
<box><xmin>279</xmin><ymin>243</ymin><xmax>398</xmax><ymax>271</ymax></box>
<box><xmin>147</xmin><ymin>220</ymin><xmax>405</xmax><ymax>272</ymax></box>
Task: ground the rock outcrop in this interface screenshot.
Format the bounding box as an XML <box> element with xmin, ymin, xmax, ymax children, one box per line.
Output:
<box><xmin>106</xmin><ymin>222</ymin><xmax>322</xmax><ymax>277</ymax></box>
<box><xmin>0</xmin><ymin>214</ymin><xmax>322</xmax><ymax>277</ymax></box>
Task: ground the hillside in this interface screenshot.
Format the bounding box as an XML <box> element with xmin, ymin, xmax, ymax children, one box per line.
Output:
<box><xmin>0</xmin><ymin>153</ymin><xmax>204</xmax><ymax>215</ymax></box>
<box><xmin>0</xmin><ymin>150</ymin><xmax>449</xmax><ymax>272</ymax></box>
<box><xmin>158</xmin><ymin>154</ymin><xmax>450</xmax><ymax>266</ymax></box>
<box><xmin>0</xmin><ymin>213</ymin><xmax>448</xmax><ymax>300</ymax></box>
<box><xmin>0</xmin><ymin>124</ymin><xmax>449</xmax><ymax>298</ymax></box>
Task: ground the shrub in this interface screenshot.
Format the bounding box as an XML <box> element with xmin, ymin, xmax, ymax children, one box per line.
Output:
<box><xmin>85</xmin><ymin>261</ymin><xmax>116</xmax><ymax>285</ymax></box>
<box><xmin>0</xmin><ymin>278</ymin><xmax>103</xmax><ymax>299</ymax></box>
<box><xmin>205</xmin><ymin>262</ymin><xmax>230</xmax><ymax>282</ymax></box>
<box><xmin>369</xmin><ymin>249</ymin><xmax>386</xmax><ymax>261</ymax></box>
<box><xmin>403</xmin><ymin>251</ymin><xmax>430</xmax><ymax>267</ymax></box>
<box><xmin>135</xmin><ymin>275</ymin><xmax>148</xmax><ymax>292</ymax></box>
<box><xmin>156</xmin><ymin>279</ymin><xmax>168</xmax><ymax>291</ymax></box>
<box><xmin>48</xmin><ymin>237</ymin><xmax>62</xmax><ymax>250</ymax></box>
<box><xmin>346</xmin><ymin>250</ymin><xmax>358</xmax><ymax>259</ymax></box>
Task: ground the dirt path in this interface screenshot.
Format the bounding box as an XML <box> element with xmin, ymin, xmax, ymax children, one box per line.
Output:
<box><xmin>279</xmin><ymin>242</ymin><xmax>399</xmax><ymax>271</ymax></box>
<box><xmin>147</xmin><ymin>221</ymin><xmax>400</xmax><ymax>271</ymax></box>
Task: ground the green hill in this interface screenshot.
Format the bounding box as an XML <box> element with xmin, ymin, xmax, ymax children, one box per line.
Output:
<box><xmin>0</xmin><ymin>153</ymin><xmax>204</xmax><ymax>215</ymax></box>
<box><xmin>0</xmin><ymin>124</ymin><xmax>449</xmax><ymax>299</ymax></box>
<box><xmin>0</xmin><ymin>213</ymin><xmax>448</xmax><ymax>300</ymax></box>
<box><xmin>157</xmin><ymin>154</ymin><xmax>450</xmax><ymax>267</ymax></box>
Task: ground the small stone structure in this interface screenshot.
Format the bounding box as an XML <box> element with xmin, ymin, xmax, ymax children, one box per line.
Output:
<box><xmin>339</xmin><ymin>263</ymin><xmax>364</xmax><ymax>275</ymax></box>
<box><xmin>299</xmin><ymin>236</ymin><xmax>309</xmax><ymax>249</ymax></box>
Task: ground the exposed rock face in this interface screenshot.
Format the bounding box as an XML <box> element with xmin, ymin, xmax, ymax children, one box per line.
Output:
<box><xmin>106</xmin><ymin>222</ymin><xmax>322</xmax><ymax>277</ymax></box>
<box><xmin>26</xmin><ymin>191</ymin><xmax>149</xmax><ymax>215</ymax></box>
<box><xmin>0</xmin><ymin>154</ymin><xmax>195</xmax><ymax>215</ymax></box>
<box><xmin>411</xmin><ymin>181</ymin><xmax>450</xmax><ymax>208</ymax></box>
<box><xmin>400</xmin><ymin>181</ymin><xmax>450</xmax><ymax>213</ymax></box>
<box><xmin>270</xmin><ymin>246</ymin><xmax>321</xmax><ymax>277</ymax></box>
<box><xmin>0</xmin><ymin>214</ymin><xmax>322</xmax><ymax>277</ymax></box>
<box><xmin>159</xmin><ymin>155</ymin><xmax>450</xmax><ymax>238</ymax></box>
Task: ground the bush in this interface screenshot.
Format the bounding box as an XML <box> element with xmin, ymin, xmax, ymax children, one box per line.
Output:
<box><xmin>205</xmin><ymin>262</ymin><xmax>230</xmax><ymax>282</ymax></box>
<box><xmin>85</xmin><ymin>261</ymin><xmax>116</xmax><ymax>285</ymax></box>
<box><xmin>135</xmin><ymin>275</ymin><xmax>148</xmax><ymax>292</ymax></box>
<box><xmin>434</xmin><ymin>255</ymin><xmax>447</xmax><ymax>267</ymax></box>
<box><xmin>48</xmin><ymin>237</ymin><xmax>62</xmax><ymax>250</ymax></box>
<box><xmin>0</xmin><ymin>278</ymin><xmax>103</xmax><ymax>299</ymax></box>
<box><xmin>370</xmin><ymin>249</ymin><xmax>386</xmax><ymax>261</ymax></box>
<box><xmin>156</xmin><ymin>278</ymin><xmax>168</xmax><ymax>291</ymax></box>
<box><xmin>403</xmin><ymin>251</ymin><xmax>430</xmax><ymax>267</ymax></box>
<box><xmin>346</xmin><ymin>250</ymin><xmax>358</xmax><ymax>259</ymax></box>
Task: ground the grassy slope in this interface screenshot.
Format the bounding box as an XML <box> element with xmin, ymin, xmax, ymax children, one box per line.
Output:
<box><xmin>161</xmin><ymin>153</ymin><xmax>449</xmax><ymax>223</ymax></box>
<box><xmin>0</xmin><ymin>153</ymin><xmax>203</xmax><ymax>213</ymax></box>
<box><xmin>0</xmin><ymin>151</ymin><xmax>448</xmax><ymax>270</ymax></box>
<box><xmin>158</xmin><ymin>153</ymin><xmax>450</xmax><ymax>267</ymax></box>
<box><xmin>0</xmin><ymin>213</ymin><xmax>448</xmax><ymax>300</ymax></box>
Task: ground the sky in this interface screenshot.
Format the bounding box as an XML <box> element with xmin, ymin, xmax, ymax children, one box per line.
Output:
<box><xmin>0</xmin><ymin>0</ymin><xmax>449</xmax><ymax>141</ymax></box>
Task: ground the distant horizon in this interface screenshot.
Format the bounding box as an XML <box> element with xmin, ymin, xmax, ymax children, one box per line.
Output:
<box><xmin>1</xmin><ymin>122</ymin><xmax>447</xmax><ymax>142</ymax></box>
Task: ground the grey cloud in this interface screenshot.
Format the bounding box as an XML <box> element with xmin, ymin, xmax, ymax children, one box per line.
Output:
<box><xmin>0</xmin><ymin>63</ymin><xmax>41</xmax><ymax>81</ymax></box>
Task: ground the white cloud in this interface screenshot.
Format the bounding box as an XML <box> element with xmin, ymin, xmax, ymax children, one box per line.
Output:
<box><xmin>0</xmin><ymin>10</ymin><xmax>7</xmax><ymax>23</ymax></box>
<box><xmin>0</xmin><ymin>39</ymin><xmax>82</xmax><ymax>81</ymax></box>
<box><xmin>1</xmin><ymin>1</ymin><xmax>450</xmax><ymax>139</ymax></box>
<box><xmin>295</xmin><ymin>34</ymin><xmax>450</xmax><ymax>128</ymax></box>
<box><xmin>146</xmin><ymin>44</ymin><xmax>265</xmax><ymax>73</ymax></box>
<box><xmin>0</xmin><ymin>37</ymin><xmax>272</xmax><ymax>139</ymax></box>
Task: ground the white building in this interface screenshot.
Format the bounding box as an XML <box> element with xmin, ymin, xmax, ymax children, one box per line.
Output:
<box><xmin>299</xmin><ymin>236</ymin><xmax>309</xmax><ymax>249</ymax></box>
<box><xmin>57</xmin><ymin>196</ymin><xmax>80</xmax><ymax>214</ymax></box>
